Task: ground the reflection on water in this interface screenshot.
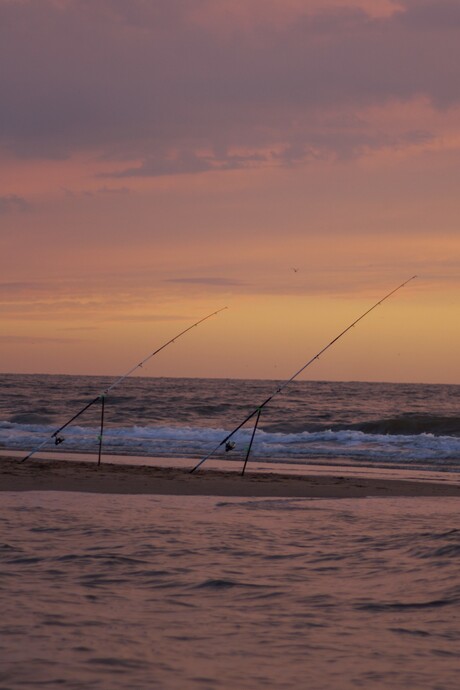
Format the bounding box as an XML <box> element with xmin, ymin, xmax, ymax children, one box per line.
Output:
<box><xmin>1</xmin><ymin>492</ymin><xmax>460</xmax><ymax>689</ymax></box>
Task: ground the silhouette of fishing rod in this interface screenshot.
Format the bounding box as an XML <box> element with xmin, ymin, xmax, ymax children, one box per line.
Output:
<box><xmin>21</xmin><ymin>307</ymin><xmax>228</xmax><ymax>464</ymax></box>
<box><xmin>191</xmin><ymin>277</ymin><xmax>417</xmax><ymax>475</ymax></box>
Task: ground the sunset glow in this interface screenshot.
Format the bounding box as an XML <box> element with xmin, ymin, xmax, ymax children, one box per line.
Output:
<box><xmin>1</xmin><ymin>0</ymin><xmax>459</xmax><ymax>383</ymax></box>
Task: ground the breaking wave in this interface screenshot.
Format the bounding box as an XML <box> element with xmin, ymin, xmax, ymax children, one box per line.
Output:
<box><xmin>2</xmin><ymin>375</ymin><xmax>460</xmax><ymax>471</ymax></box>
<box><xmin>264</xmin><ymin>414</ymin><xmax>460</xmax><ymax>437</ymax></box>
<box><xmin>344</xmin><ymin>414</ymin><xmax>460</xmax><ymax>437</ymax></box>
<box><xmin>1</xmin><ymin>419</ymin><xmax>460</xmax><ymax>469</ymax></box>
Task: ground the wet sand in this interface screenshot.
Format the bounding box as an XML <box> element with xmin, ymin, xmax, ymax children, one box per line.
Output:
<box><xmin>1</xmin><ymin>455</ymin><xmax>460</xmax><ymax>498</ymax></box>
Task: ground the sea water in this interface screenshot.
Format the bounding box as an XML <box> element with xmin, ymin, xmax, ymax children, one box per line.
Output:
<box><xmin>2</xmin><ymin>376</ymin><xmax>460</xmax><ymax>689</ymax></box>
<box><xmin>1</xmin><ymin>492</ymin><xmax>459</xmax><ymax>690</ymax></box>
<box><xmin>0</xmin><ymin>374</ymin><xmax>459</xmax><ymax>471</ymax></box>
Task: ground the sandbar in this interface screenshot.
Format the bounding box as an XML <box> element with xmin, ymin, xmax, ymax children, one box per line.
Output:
<box><xmin>1</xmin><ymin>455</ymin><xmax>460</xmax><ymax>498</ymax></box>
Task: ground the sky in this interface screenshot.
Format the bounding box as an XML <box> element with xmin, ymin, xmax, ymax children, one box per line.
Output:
<box><xmin>1</xmin><ymin>0</ymin><xmax>459</xmax><ymax>384</ymax></box>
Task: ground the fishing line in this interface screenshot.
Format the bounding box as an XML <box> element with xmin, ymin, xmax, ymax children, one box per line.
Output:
<box><xmin>191</xmin><ymin>276</ymin><xmax>417</xmax><ymax>474</ymax></box>
<box><xmin>21</xmin><ymin>307</ymin><xmax>228</xmax><ymax>463</ymax></box>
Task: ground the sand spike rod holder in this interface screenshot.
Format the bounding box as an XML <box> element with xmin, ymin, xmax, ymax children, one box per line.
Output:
<box><xmin>191</xmin><ymin>276</ymin><xmax>417</xmax><ymax>475</ymax></box>
<box><xmin>21</xmin><ymin>307</ymin><xmax>228</xmax><ymax>464</ymax></box>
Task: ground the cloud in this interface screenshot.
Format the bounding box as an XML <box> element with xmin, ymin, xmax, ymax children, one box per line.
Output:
<box><xmin>61</xmin><ymin>186</ymin><xmax>131</xmax><ymax>198</ymax></box>
<box><xmin>398</xmin><ymin>0</ymin><xmax>460</xmax><ymax>29</ymax></box>
<box><xmin>0</xmin><ymin>194</ymin><xmax>31</xmax><ymax>214</ymax></box>
<box><xmin>100</xmin><ymin>314</ymin><xmax>195</xmax><ymax>322</ymax></box>
<box><xmin>107</xmin><ymin>152</ymin><xmax>216</xmax><ymax>178</ymax></box>
<box><xmin>105</xmin><ymin>150</ymin><xmax>267</xmax><ymax>178</ymax></box>
<box><xmin>0</xmin><ymin>273</ymin><xmax>234</xmax><ymax>320</ymax></box>
<box><xmin>0</xmin><ymin>335</ymin><xmax>87</xmax><ymax>344</ymax></box>
<box><xmin>57</xmin><ymin>326</ymin><xmax>101</xmax><ymax>332</ymax></box>
<box><xmin>58</xmin><ymin>315</ymin><xmax>193</xmax><ymax>324</ymax></box>
<box><xmin>0</xmin><ymin>281</ymin><xmax>67</xmax><ymax>295</ymax></box>
<box><xmin>164</xmin><ymin>277</ymin><xmax>246</xmax><ymax>286</ymax></box>
<box><xmin>0</xmin><ymin>0</ymin><xmax>458</xmax><ymax>169</ymax></box>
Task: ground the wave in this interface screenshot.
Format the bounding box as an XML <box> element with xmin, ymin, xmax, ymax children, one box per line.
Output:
<box><xmin>347</xmin><ymin>414</ymin><xmax>460</xmax><ymax>437</ymax></box>
<box><xmin>264</xmin><ymin>414</ymin><xmax>460</xmax><ymax>437</ymax></box>
<box><xmin>9</xmin><ymin>412</ymin><xmax>54</xmax><ymax>425</ymax></box>
<box><xmin>1</xmin><ymin>419</ymin><xmax>460</xmax><ymax>468</ymax></box>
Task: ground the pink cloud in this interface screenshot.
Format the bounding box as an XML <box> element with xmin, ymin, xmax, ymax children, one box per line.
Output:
<box><xmin>1</xmin><ymin>0</ymin><xmax>459</xmax><ymax>173</ymax></box>
<box><xmin>0</xmin><ymin>194</ymin><xmax>31</xmax><ymax>213</ymax></box>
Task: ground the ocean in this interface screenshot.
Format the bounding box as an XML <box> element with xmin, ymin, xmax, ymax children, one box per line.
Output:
<box><xmin>0</xmin><ymin>374</ymin><xmax>459</xmax><ymax>472</ymax></box>
<box><xmin>1</xmin><ymin>492</ymin><xmax>459</xmax><ymax>690</ymax></box>
<box><xmin>1</xmin><ymin>374</ymin><xmax>460</xmax><ymax>689</ymax></box>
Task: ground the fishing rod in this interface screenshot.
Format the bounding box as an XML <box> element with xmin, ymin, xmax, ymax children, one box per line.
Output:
<box><xmin>21</xmin><ymin>306</ymin><xmax>228</xmax><ymax>463</ymax></box>
<box><xmin>191</xmin><ymin>276</ymin><xmax>417</xmax><ymax>475</ymax></box>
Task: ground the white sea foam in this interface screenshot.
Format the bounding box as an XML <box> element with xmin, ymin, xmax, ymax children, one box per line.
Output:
<box><xmin>1</xmin><ymin>375</ymin><xmax>460</xmax><ymax>471</ymax></box>
<box><xmin>1</xmin><ymin>421</ymin><xmax>460</xmax><ymax>469</ymax></box>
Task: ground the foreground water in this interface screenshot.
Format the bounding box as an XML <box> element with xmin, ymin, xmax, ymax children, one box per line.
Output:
<box><xmin>1</xmin><ymin>374</ymin><xmax>459</xmax><ymax>472</ymax></box>
<box><xmin>1</xmin><ymin>492</ymin><xmax>459</xmax><ymax>690</ymax></box>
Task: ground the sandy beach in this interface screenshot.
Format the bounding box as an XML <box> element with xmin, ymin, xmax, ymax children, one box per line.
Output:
<box><xmin>1</xmin><ymin>455</ymin><xmax>460</xmax><ymax>498</ymax></box>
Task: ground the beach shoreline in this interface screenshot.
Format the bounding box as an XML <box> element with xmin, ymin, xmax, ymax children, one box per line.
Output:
<box><xmin>1</xmin><ymin>454</ymin><xmax>460</xmax><ymax>498</ymax></box>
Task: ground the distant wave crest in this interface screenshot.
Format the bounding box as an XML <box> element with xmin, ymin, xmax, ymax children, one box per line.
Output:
<box><xmin>349</xmin><ymin>414</ymin><xmax>460</xmax><ymax>437</ymax></box>
<box><xmin>264</xmin><ymin>414</ymin><xmax>460</xmax><ymax>437</ymax></box>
